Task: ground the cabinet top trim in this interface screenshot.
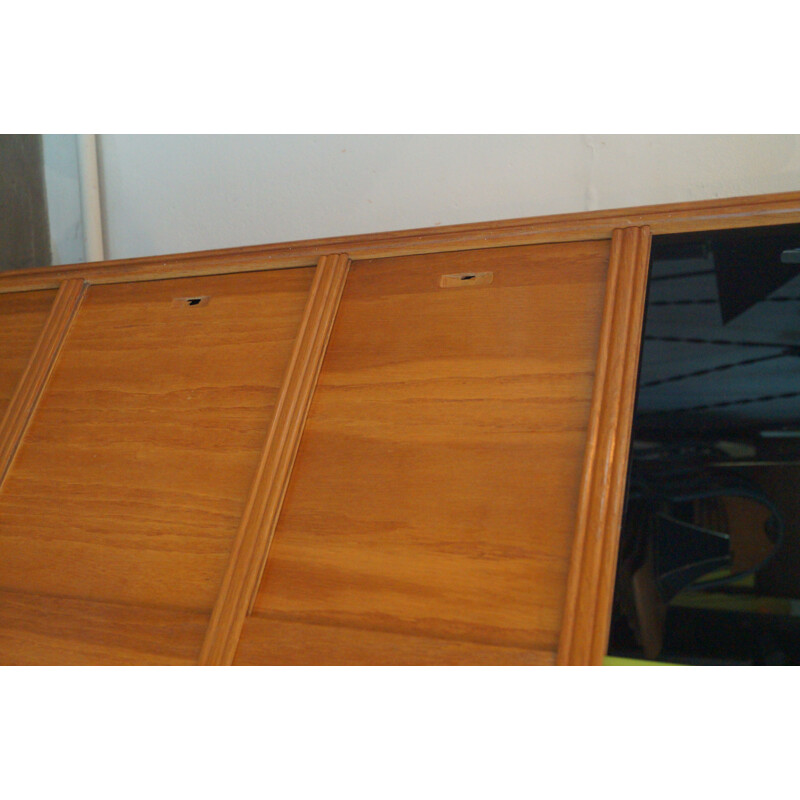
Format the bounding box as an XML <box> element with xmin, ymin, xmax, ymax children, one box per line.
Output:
<box><xmin>3</xmin><ymin>190</ymin><xmax>800</xmax><ymax>293</ymax></box>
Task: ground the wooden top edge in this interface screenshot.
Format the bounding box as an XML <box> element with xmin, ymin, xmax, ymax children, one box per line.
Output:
<box><xmin>3</xmin><ymin>189</ymin><xmax>800</xmax><ymax>293</ymax></box>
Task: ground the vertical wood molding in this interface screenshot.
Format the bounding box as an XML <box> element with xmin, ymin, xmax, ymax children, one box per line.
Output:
<box><xmin>557</xmin><ymin>227</ymin><xmax>651</xmax><ymax>666</ymax></box>
<box><xmin>199</xmin><ymin>253</ymin><xmax>351</xmax><ymax>665</ymax></box>
<box><xmin>0</xmin><ymin>278</ymin><xmax>87</xmax><ymax>489</ymax></box>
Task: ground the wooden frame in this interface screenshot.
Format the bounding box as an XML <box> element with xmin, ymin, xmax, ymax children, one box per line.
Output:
<box><xmin>557</xmin><ymin>227</ymin><xmax>651</xmax><ymax>665</ymax></box>
<box><xmin>2</xmin><ymin>191</ymin><xmax>800</xmax><ymax>665</ymax></box>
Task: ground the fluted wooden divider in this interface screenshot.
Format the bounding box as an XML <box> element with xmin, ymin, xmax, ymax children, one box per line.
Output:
<box><xmin>199</xmin><ymin>254</ymin><xmax>351</xmax><ymax>665</ymax></box>
<box><xmin>557</xmin><ymin>227</ymin><xmax>651</xmax><ymax>666</ymax></box>
<box><xmin>0</xmin><ymin>279</ymin><xmax>87</xmax><ymax>489</ymax></box>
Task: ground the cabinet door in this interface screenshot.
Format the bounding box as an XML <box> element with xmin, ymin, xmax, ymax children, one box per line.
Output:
<box><xmin>235</xmin><ymin>239</ymin><xmax>629</xmax><ymax>664</ymax></box>
<box><xmin>0</xmin><ymin>268</ymin><xmax>314</xmax><ymax>664</ymax></box>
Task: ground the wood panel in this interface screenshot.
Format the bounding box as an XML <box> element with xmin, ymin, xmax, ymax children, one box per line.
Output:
<box><xmin>0</xmin><ymin>279</ymin><xmax>86</xmax><ymax>488</ymax></box>
<box><xmin>0</xmin><ymin>288</ymin><xmax>56</xmax><ymax>420</ymax></box>
<box><xmin>200</xmin><ymin>254</ymin><xmax>350</xmax><ymax>665</ymax></box>
<box><xmin>1</xmin><ymin>190</ymin><xmax>799</xmax><ymax>293</ymax></box>
<box><xmin>236</xmin><ymin>241</ymin><xmax>611</xmax><ymax>664</ymax></box>
<box><xmin>557</xmin><ymin>227</ymin><xmax>651</xmax><ymax>666</ymax></box>
<box><xmin>0</xmin><ymin>268</ymin><xmax>314</xmax><ymax>664</ymax></box>
<box><xmin>0</xmin><ymin>589</ymin><xmax>208</xmax><ymax>665</ymax></box>
<box><xmin>235</xmin><ymin>615</ymin><xmax>555</xmax><ymax>665</ymax></box>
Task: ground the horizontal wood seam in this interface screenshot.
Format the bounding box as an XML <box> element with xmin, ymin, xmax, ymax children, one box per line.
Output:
<box><xmin>556</xmin><ymin>227</ymin><xmax>651</xmax><ymax>665</ymax></box>
<box><xmin>0</xmin><ymin>278</ymin><xmax>87</xmax><ymax>490</ymax></box>
<box><xmin>0</xmin><ymin>191</ymin><xmax>799</xmax><ymax>293</ymax></box>
<box><xmin>198</xmin><ymin>254</ymin><xmax>351</xmax><ymax>666</ymax></box>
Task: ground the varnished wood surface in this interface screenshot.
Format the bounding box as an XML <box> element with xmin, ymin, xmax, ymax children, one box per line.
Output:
<box><xmin>235</xmin><ymin>615</ymin><xmax>555</xmax><ymax>665</ymax></box>
<box><xmin>200</xmin><ymin>255</ymin><xmax>350</xmax><ymax>665</ymax></box>
<box><xmin>557</xmin><ymin>227</ymin><xmax>651</xmax><ymax>666</ymax></box>
<box><xmin>0</xmin><ymin>589</ymin><xmax>209</xmax><ymax>665</ymax></box>
<box><xmin>0</xmin><ymin>289</ymin><xmax>56</xmax><ymax>418</ymax></box>
<box><xmin>0</xmin><ymin>268</ymin><xmax>314</xmax><ymax>664</ymax></box>
<box><xmin>238</xmin><ymin>241</ymin><xmax>611</xmax><ymax>663</ymax></box>
<box><xmin>0</xmin><ymin>280</ymin><xmax>85</xmax><ymax>489</ymax></box>
<box><xmin>0</xmin><ymin>190</ymin><xmax>799</xmax><ymax>293</ymax></box>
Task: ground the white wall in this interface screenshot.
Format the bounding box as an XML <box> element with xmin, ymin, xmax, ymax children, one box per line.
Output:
<box><xmin>94</xmin><ymin>135</ymin><xmax>800</xmax><ymax>261</ymax></box>
<box><xmin>42</xmin><ymin>135</ymin><xmax>86</xmax><ymax>265</ymax></box>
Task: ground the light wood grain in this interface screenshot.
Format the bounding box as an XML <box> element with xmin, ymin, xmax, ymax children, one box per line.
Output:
<box><xmin>0</xmin><ymin>268</ymin><xmax>313</xmax><ymax>664</ymax></box>
<box><xmin>556</xmin><ymin>227</ymin><xmax>651</xmax><ymax>665</ymax></box>
<box><xmin>0</xmin><ymin>289</ymin><xmax>57</xmax><ymax>419</ymax></box>
<box><xmin>0</xmin><ymin>190</ymin><xmax>798</xmax><ymax>293</ymax></box>
<box><xmin>239</xmin><ymin>241</ymin><xmax>611</xmax><ymax>663</ymax></box>
<box><xmin>235</xmin><ymin>614</ymin><xmax>555</xmax><ymax>665</ymax></box>
<box><xmin>199</xmin><ymin>254</ymin><xmax>350</xmax><ymax>665</ymax></box>
<box><xmin>0</xmin><ymin>279</ymin><xmax>85</xmax><ymax>489</ymax></box>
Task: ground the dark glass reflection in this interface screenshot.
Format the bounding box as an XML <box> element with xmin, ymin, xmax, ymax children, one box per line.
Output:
<box><xmin>609</xmin><ymin>223</ymin><xmax>800</xmax><ymax>665</ymax></box>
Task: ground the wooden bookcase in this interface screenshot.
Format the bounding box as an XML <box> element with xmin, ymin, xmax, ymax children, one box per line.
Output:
<box><xmin>1</xmin><ymin>191</ymin><xmax>799</xmax><ymax>665</ymax></box>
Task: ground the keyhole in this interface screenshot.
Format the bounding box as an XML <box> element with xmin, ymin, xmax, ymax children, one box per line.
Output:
<box><xmin>172</xmin><ymin>296</ymin><xmax>210</xmax><ymax>308</ymax></box>
<box><xmin>439</xmin><ymin>271</ymin><xmax>493</xmax><ymax>288</ymax></box>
